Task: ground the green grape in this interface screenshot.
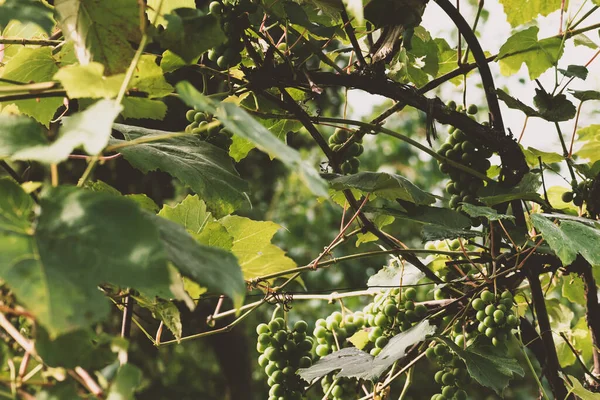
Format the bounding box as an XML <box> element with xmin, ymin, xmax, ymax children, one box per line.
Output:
<box><xmin>506</xmin><ymin>315</ymin><xmax>519</xmax><ymax>328</ymax></box>
<box><xmin>562</xmin><ymin>191</ymin><xmax>574</xmax><ymax>202</ymax></box>
<box><xmin>484</xmin><ymin>304</ymin><xmax>496</xmax><ymax>316</ymax></box>
<box><xmin>467</xmin><ymin>104</ymin><xmax>478</xmax><ymax>115</ymax></box>
<box><xmin>294</xmin><ymin>320</ymin><xmax>308</xmax><ymax>333</ymax></box>
<box><xmin>472</xmin><ymin>298</ymin><xmax>485</xmax><ymax>311</ymax></box>
<box><xmin>441</xmin><ymin>372</ymin><xmax>455</xmax><ymax>385</ymax></box>
<box><xmin>493</xmin><ymin>310</ymin><xmax>505</xmax><ymax>321</ymax></box>
<box><xmin>434</xmin><ymin>344</ymin><xmax>448</xmax><ymax>356</ymax></box>
<box><xmin>480</xmin><ymin>290</ymin><xmax>494</xmax><ymax>303</ymax></box>
<box><xmin>185</xmin><ymin>109</ymin><xmax>197</xmax><ymax>122</ymax></box>
<box><xmin>404</xmin><ymin>287</ymin><xmax>417</xmax><ymax>300</ymax></box>
<box><xmin>375</xmin><ymin>336</ymin><xmax>389</xmax><ymax>349</ymax></box>
<box><xmin>434</xmin><ymin>370</ymin><xmax>445</xmax><ymax>384</ymax></box>
<box><xmin>316</xmin><ymin>344</ymin><xmax>329</xmax><ymax>357</ymax></box>
<box><xmin>426</xmin><ymin>347</ymin><xmax>437</xmax><ymax>360</ymax></box>
<box><xmin>257</xmin><ymin>323</ymin><xmax>270</xmax><ymax>335</ymax></box>
<box><xmin>209</xmin><ymin>1</ymin><xmax>223</xmax><ymax>15</ymax></box>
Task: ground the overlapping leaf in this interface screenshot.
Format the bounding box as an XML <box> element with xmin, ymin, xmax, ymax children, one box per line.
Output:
<box><xmin>0</xmin><ymin>0</ymin><xmax>54</xmax><ymax>34</ymax></box>
<box><xmin>498</xmin><ymin>0</ymin><xmax>561</xmax><ymax>27</ymax></box>
<box><xmin>0</xmin><ymin>181</ymin><xmax>172</xmax><ymax>336</ymax></box>
<box><xmin>177</xmin><ymin>82</ymin><xmax>328</xmax><ymax>197</ymax></box>
<box><xmin>54</xmin><ymin>0</ymin><xmax>141</xmax><ymax>74</ymax></box>
<box><xmin>112</xmin><ymin>124</ymin><xmax>248</xmax><ymax>216</ymax></box>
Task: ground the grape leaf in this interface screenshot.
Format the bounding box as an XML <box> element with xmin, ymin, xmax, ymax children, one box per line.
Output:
<box><xmin>0</xmin><ymin>182</ymin><xmax>172</xmax><ymax>336</ymax></box>
<box><xmin>130</xmin><ymin>55</ymin><xmax>174</xmax><ymax>98</ymax></box>
<box><xmin>177</xmin><ymin>82</ymin><xmax>328</xmax><ymax>197</ymax></box>
<box><xmin>160</xmin><ymin>50</ymin><xmax>190</xmax><ymax>73</ymax></box>
<box><xmin>158</xmin><ymin>9</ymin><xmax>226</xmax><ymax>63</ymax></box>
<box><xmin>36</xmin><ymin>383</ymin><xmax>81</xmax><ymax>400</ymax></box>
<box><xmin>533</xmin><ymin>89</ymin><xmax>576</xmax><ymax>122</ymax></box>
<box><xmin>421</xmin><ymin>225</ymin><xmax>480</xmax><ymax>241</ymax></box>
<box><xmin>10</xmin><ymin>99</ymin><xmax>122</xmax><ymax>164</ymax></box>
<box><xmin>564</xmin><ymin>375</ymin><xmax>600</xmax><ymax>399</ymax></box>
<box><xmin>562</xmin><ymin>275</ymin><xmax>585</xmax><ymax>305</ymax></box>
<box><xmin>0</xmin><ymin>0</ymin><xmax>54</xmax><ymax>34</ymax></box>
<box><xmin>570</xmin><ymin>89</ymin><xmax>600</xmax><ymax>102</ymax></box>
<box><xmin>441</xmin><ymin>339</ymin><xmax>525</xmax><ymax>395</ymax></box>
<box><xmin>133</xmin><ymin>295</ymin><xmax>182</xmax><ymax>341</ymax></box>
<box><xmin>121</xmin><ymin>98</ymin><xmax>167</xmax><ymax>121</ymax></box>
<box><xmin>325</xmin><ymin>172</ymin><xmax>435</xmax><ymax>205</ymax></box>
<box><xmin>522</xmin><ymin>146</ymin><xmax>564</xmax><ymax>166</ymax></box>
<box><xmin>575</xmin><ymin>125</ymin><xmax>600</xmax><ymax>163</ymax></box>
<box><xmin>219</xmin><ymin>215</ymin><xmax>299</xmax><ymax>283</ymax></box>
<box><xmin>298</xmin><ymin>320</ymin><xmax>435</xmax><ymax>381</ymax></box>
<box><xmin>574</xmin><ymin>34</ymin><xmax>598</xmax><ymax>49</ymax></box>
<box><xmin>496</xmin><ymin>88</ymin><xmax>540</xmax><ymax>117</ymax></box>
<box><xmin>369</xmin><ymin>205</ymin><xmax>471</xmax><ymax>229</ymax></box>
<box><xmin>147</xmin><ymin>0</ymin><xmax>196</xmax><ymax>27</ymax></box>
<box><xmin>112</xmin><ymin>123</ymin><xmax>248</xmax><ymax>216</ymax></box>
<box><xmin>531</xmin><ymin>214</ymin><xmax>600</xmax><ymax>266</ymax></box>
<box><xmin>497</xmin><ymin>26</ymin><xmax>563</xmax><ymax>80</ymax></box>
<box><xmin>54</xmin><ymin>0</ymin><xmax>141</xmax><ymax>74</ymax></box>
<box><xmin>460</xmin><ymin>204</ymin><xmax>515</xmax><ymax>221</ymax></box>
<box><xmin>106</xmin><ymin>364</ymin><xmax>142</xmax><ymax>400</ymax></box>
<box><xmin>558</xmin><ymin>65</ymin><xmax>588</xmax><ymax>80</ymax></box>
<box><xmin>498</xmin><ymin>0</ymin><xmax>561</xmax><ymax>27</ymax></box>
<box><xmin>367</xmin><ymin>260</ymin><xmax>424</xmax><ymax>289</ymax></box>
<box><xmin>35</xmin><ymin>328</ymin><xmax>114</xmax><ymax>369</ymax></box>
<box><xmin>149</xmin><ymin>214</ymin><xmax>245</xmax><ymax>309</ymax></box>
<box><xmin>54</xmin><ymin>63</ymin><xmax>124</xmax><ymax>99</ymax></box>
<box><xmin>0</xmin><ymin>115</ymin><xmax>48</xmax><ymax>162</ymax></box>
<box><xmin>0</xmin><ymin>47</ymin><xmax>62</xmax><ymax>126</ymax></box>
<box><xmin>158</xmin><ymin>195</ymin><xmax>233</xmax><ymax>250</ymax></box>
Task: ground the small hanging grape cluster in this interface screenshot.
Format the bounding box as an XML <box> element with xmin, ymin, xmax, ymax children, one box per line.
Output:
<box><xmin>562</xmin><ymin>179</ymin><xmax>594</xmax><ymax>208</ymax></box>
<box><xmin>426</xmin><ymin>343</ymin><xmax>470</xmax><ymax>400</ymax></box>
<box><xmin>313</xmin><ymin>311</ymin><xmax>365</xmax><ymax>398</ymax></box>
<box><xmin>328</xmin><ymin>128</ymin><xmax>363</xmax><ymax>174</ymax></box>
<box><xmin>471</xmin><ymin>289</ymin><xmax>519</xmax><ymax>346</ymax></box>
<box><xmin>437</xmin><ymin>103</ymin><xmax>493</xmax><ymax>212</ymax></box>
<box><xmin>256</xmin><ymin>317</ymin><xmax>313</xmax><ymax>400</ymax></box>
<box><xmin>185</xmin><ymin>109</ymin><xmax>233</xmax><ymax>150</ymax></box>
<box><xmin>313</xmin><ymin>311</ymin><xmax>364</xmax><ymax>357</ymax></box>
<box><xmin>206</xmin><ymin>0</ymin><xmax>257</xmax><ymax>70</ymax></box>
<box><xmin>363</xmin><ymin>288</ymin><xmax>427</xmax><ymax>356</ymax></box>
<box><xmin>320</xmin><ymin>375</ymin><xmax>361</xmax><ymax>399</ymax></box>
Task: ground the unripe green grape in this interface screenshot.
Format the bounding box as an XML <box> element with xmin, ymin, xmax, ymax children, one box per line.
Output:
<box><xmin>441</xmin><ymin>372</ymin><xmax>455</xmax><ymax>385</ymax></box>
<box><xmin>257</xmin><ymin>323</ymin><xmax>270</xmax><ymax>335</ymax></box>
<box><xmin>434</xmin><ymin>344</ymin><xmax>448</xmax><ymax>356</ymax></box>
<box><xmin>483</xmin><ymin>316</ymin><xmax>495</xmax><ymax>328</ymax></box>
<box><xmin>442</xmin><ymin>385</ymin><xmax>456</xmax><ymax>397</ymax></box>
<box><xmin>485</xmin><ymin>304</ymin><xmax>496</xmax><ymax>316</ymax></box>
<box><xmin>316</xmin><ymin>319</ymin><xmax>327</xmax><ymax>328</ymax></box>
<box><xmin>404</xmin><ymin>300</ymin><xmax>415</xmax><ymax>311</ymax></box>
<box><xmin>472</xmin><ymin>298</ymin><xmax>485</xmax><ymax>311</ymax></box>
<box><xmin>370</xmin><ymin>347</ymin><xmax>382</xmax><ymax>356</ymax></box>
<box><xmin>454</xmin><ymin>389</ymin><xmax>467</xmax><ymax>400</ymax></box>
<box><xmin>265</xmin><ymin>362</ymin><xmax>278</xmax><ymax>376</ymax></box>
<box><xmin>368</xmin><ymin>327</ymin><xmax>382</xmax><ymax>342</ymax></box>
<box><xmin>186</xmin><ymin>109</ymin><xmax>197</xmax><ymax>122</ymax></box>
<box><xmin>478</xmin><ymin>322</ymin><xmax>486</xmax><ymax>333</ymax></box>
<box><xmin>454</xmin><ymin>334</ymin><xmax>465</xmax><ymax>347</ymax></box>
<box><xmin>434</xmin><ymin>288</ymin><xmax>445</xmax><ymax>300</ymax></box>
<box><xmin>268</xmin><ymin>320</ymin><xmax>281</xmax><ymax>332</ymax></box>
<box><xmin>493</xmin><ymin>309</ymin><xmax>505</xmax><ymax>321</ymax></box>
<box><xmin>326</xmin><ymin>319</ymin><xmax>339</xmax><ymax>331</ymax></box>
<box><xmin>426</xmin><ymin>347</ymin><xmax>437</xmax><ymax>360</ymax></box>
<box><xmin>316</xmin><ymin>344</ymin><xmax>330</xmax><ymax>357</ymax></box>
<box><xmin>374</xmin><ymin>313</ymin><xmax>388</xmax><ymax>327</ymax></box>
<box><xmin>500</xmin><ymin>298</ymin><xmax>514</xmax><ymax>308</ymax></box>
<box><xmin>257</xmin><ymin>342</ymin><xmax>268</xmax><ymax>353</ymax></box>
<box><xmin>404</xmin><ymin>287</ymin><xmax>417</xmax><ymax>300</ymax></box>
<box><xmin>258</xmin><ymin>333</ymin><xmax>272</xmax><ymax>345</ymax></box>
<box><xmin>485</xmin><ymin>327</ymin><xmax>497</xmax><ymax>338</ymax></box>
<box><xmin>331</xmin><ymin>385</ymin><xmax>344</xmax><ymax>397</ymax></box>
<box><xmin>447</xmin><ymin>100</ymin><xmax>457</xmax><ymax>110</ymax></box>
<box><xmin>405</xmin><ymin>310</ymin><xmax>418</xmax><ymax>322</ymax></box>
<box><xmin>299</xmin><ymin>356</ymin><xmax>312</xmax><ymax>368</ymax></box>
<box><xmin>258</xmin><ymin>354</ymin><xmax>269</xmax><ymax>367</ymax></box>
<box><xmin>274</xmin><ymin>330</ymin><xmax>288</xmax><ymax>346</ymax></box>
<box><xmin>401</xmin><ymin>321</ymin><xmax>412</xmax><ymax>331</ymax></box>
<box><xmin>269</xmin><ymin>384</ymin><xmax>284</xmax><ymax>397</ymax></box>
<box><xmin>375</xmin><ymin>336</ymin><xmax>389</xmax><ymax>349</ymax></box>
<box><xmin>434</xmin><ymin>370</ymin><xmax>445</xmax><ymax>384</ymax></box>
<box><xmin>209</xmin><ymin>1</ymin><xmax>223</xmax><ymax>15</ymax></box>
<box><xmin>467</xmin><ymin>104</ymin><xmax>478</xmax><ymax>115</ymax></box>
<box><xmin>507</xmin><ymin>314</ymin><xmax>519</xmax><ymax>328</ymax></box>
<box><xmin>384</xmin><ymin>304</ymin><xmax>398</xmax><ymax>317</ymax></box>
<box><xmin>415</xmin><ymin>304</ymin><xmax>427</xmax><ymax>318</ymax></box>
<box><xmin>480</xmin><ymin>290</ymin><xmax>494</xmax><ymax>303</ymax></box>
<box><xmin>562</xmin><ymin>191</ymin><xmax>574</xmax><ymax>202</ymax></box>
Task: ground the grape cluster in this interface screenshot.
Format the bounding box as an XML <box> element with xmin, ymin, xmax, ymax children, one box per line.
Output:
<box><xmin>426</xmin><ymin>343</ymin><xmax>470</xmax><ymax>400</ymax></box>
<box><xmin>328</xmin><ymin>128</ymin><xmax>363</xmax><ymax>174</ymax></box>
<box><xmin>206</xmin><ymin>0</ymin><xmax>257</xmax><ymax>70</ymax></box>
<box><xmin>313</xmin><ymin>311</ymin><xmax>364</xmax><ymax>357</ymax></box>
<box><xmin>185</xmin><ymin>109</ymin><xmax>233</xmax><ymax>150</ymax></box>
<box><xmin>256</xmin><ymin>318</ymin><xmax>313</xmax><ymax>400</ymax></box>
<box><xmin>312</xmin><ymin>311</ymin><xmax>365</xmax><ymax>398</ymax></box>
<box><xmin>424</xmin><ymin>239</ymin><xmax>481</xmax><ymax>283</ymax></box>
<box><xmin>438</xmin><ymin>103</ymin><xmax>492</xmax><ymax>212</ymax></box>
<box><xmin>320</xmin><ymin>375</ymin><xmax>360</xmax><ymax>399</ymax></box>
<box><xmin>363</xmin><ymin>288</ymin><xmax>427</xmax><ymax>356</ymax></box>
<box><xmin>471</xmin><ymin>289</ymin><xmax>519</xmax><ymax>346</ymax></box>
<box><xmin>562</xmin><ymin>179</ymin><xmax>594</xmax><ymax>208</ymax></box>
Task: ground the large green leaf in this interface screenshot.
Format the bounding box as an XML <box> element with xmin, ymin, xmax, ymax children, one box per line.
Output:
<box><xmin>121</xmin><ymin>98</ymin><xmax>167</xmax><ymax>121</ymax></box>
<box><xmin>369</xmin><ymin>205</ymin><xmax>471</xmax><ymax>229</ymax></box>
<box><xmin>531</xmin><ymin>214</ymin><xmax>600</xmax><ymax>267</ymax></box>
<box><xmin>112</xmin><ymin>124</ymin><xmax>248</xmax><ymax>216</ymax></box>
<box><xmin>158</xmin><ymin>195</ymin><xmax>232</xmax><ymax>250</ymax></box>
<box><xmin>54</xmin><ymin>0</ymin><xmax>141</xmax><ymax>74</ymax></box>
<box><xmin>35</xmin><ymin>328</ymin><xmax>114</xmax><ymax>369</ymax></box>
<box><xmin>325</xmin><ymin>172</ymin><xmax>436</xmax><ymax>205</ymax></box>
<box><xmin>0</xmin><ymin>0</ymin><xmax>54</xmax><ymax>34</ymax></box>
<box><xmin>0</xmin><ymin>182</ymin><xmax>172</xmax><ymax>336</ymax></box>
<box><xmin>177</xmin><ymin>82</ymin><xmax>328</xmax><ymax>197</ymax></box>
<box><xmin>0</xmin><ymin>115</ymin><xmax>48</xmax><ymax>162</ymax></box>
<box><xmin>149</xmin><ymin>214</ymin><xmax>245</xmax><ymax>309</ymax></box>
<box><xmin>498</xmin><ymin>0</ymin><xmax>561</xmax><ymax>27</ymax></box>
<box><xmin>220</xmin><ymin>215</ymin><xmax>298</xmax><ymax>282</ymax></box>
<box><xmin>575</xmin><ymin>124</ymin><xmax>600</xmax><ymax>164</ymax></box>
<box><xmin>497</xmin><ymin>26</ymin><xmax>563</xmax><ymax>80</ymax></box>
<box><xmin>441</xmin><ymin>339</ymin><xmax>525</xmax><ymax>395</ymax></box>
<box><xmin>10</xmin><ymin>99</ymin><xmax>122</xmax><ymax>164</ymax></box>
<box><xmin>106</xmin><ymin>364</ymin><xmax>142</xmax><ymax>400</ymax></box>
<box><xmin>130</xmin><ymin>55</ymin><xmax>174</xmax><ymax>98</ymax></box>
<box><xmin>0</xmin><ymin>47</ymin><xmax>62</xmax><ymax>126</ymax></box>
<box><xmin>158</xmin><ymin>9</ymin><xmax>226</xmax><ymax>63</ymax></box>
<box><xmin>564</xmin><ymin>375</ymin><xmax>600</xmax><ymax>400</ymax></box>
<box><xmin>146</xmin><ymin>0</ymin><xmax>196</xmax><ymax>26</ymax></box>
<box><xmin>298</xmin><ymin>320</ymin><xmax>435</xmax><ymax>381</ymax></box>
<box><xmin>54</xmin><ymin>63</ymin><xmax>124</xmax><ymax>99</ymax></box>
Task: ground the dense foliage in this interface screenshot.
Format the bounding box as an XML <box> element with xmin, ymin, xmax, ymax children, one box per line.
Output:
<box><xmin>0</xmin><ymin>0</ymin><xmax>599</xmax><ymax>399</ymax></box>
